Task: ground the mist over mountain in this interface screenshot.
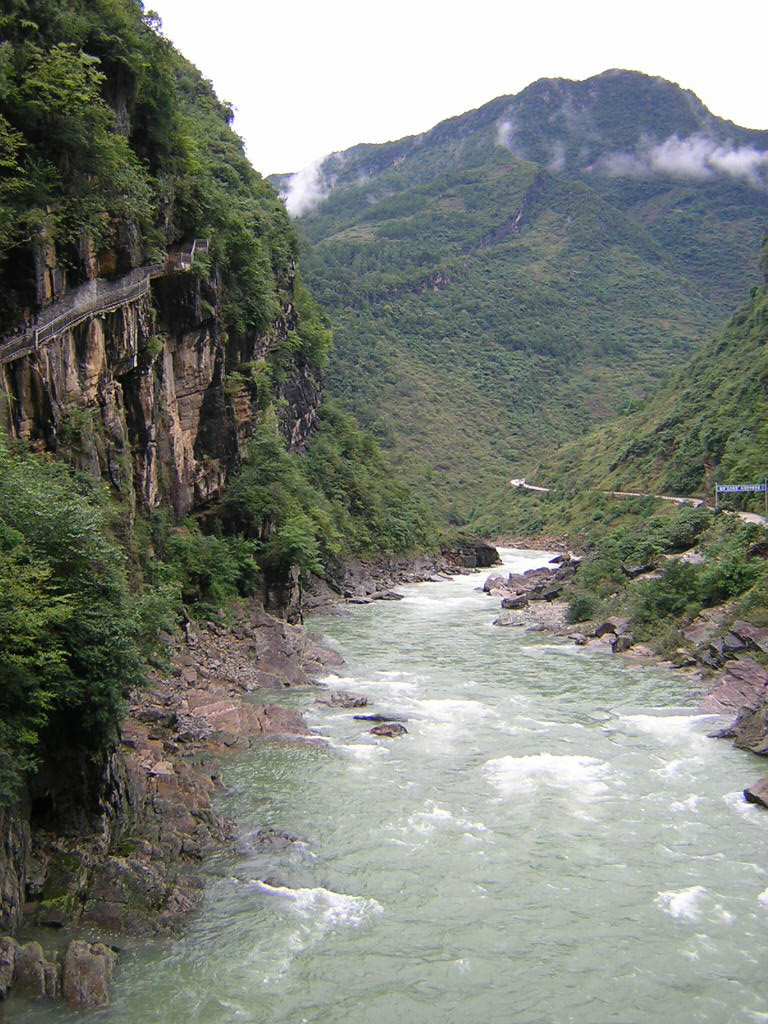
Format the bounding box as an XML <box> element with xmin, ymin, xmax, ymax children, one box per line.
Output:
<box><xmin>276</xmin><ymin>71</ymin><xmax>768</xmax><ymax>520</ymax></box>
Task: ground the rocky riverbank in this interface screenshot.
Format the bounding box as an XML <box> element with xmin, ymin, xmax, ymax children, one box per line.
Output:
<box><xmin>0</xmin><ymin>600</ymin><xmax>342</xmax><ymax>1010</ymax></box>
<box><xmin>481</xmin><ymin>552</ymin><xmax>768</xmax><ymax>806</ymax></box>
<box><xmin>303</xmin><ymin>537</ymin><xmax>500</xmax><ymax>614</ymax></box>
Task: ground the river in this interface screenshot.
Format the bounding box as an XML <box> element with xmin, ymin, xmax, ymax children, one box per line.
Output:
<box><xmin>10</xmin><ymin>548</ymin><xmax>768</xmax><ymax>1023</ymax></box>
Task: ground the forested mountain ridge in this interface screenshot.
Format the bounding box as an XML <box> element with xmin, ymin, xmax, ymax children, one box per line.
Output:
<box><xmin>279</xmin><ymin>71</ymin><xmax>768</xmax><ymax>521</ymax></box>
<box><xmin>521</xmin><ymin>230</ymin><xmax>768</xmax><ymax>503</ymax></box>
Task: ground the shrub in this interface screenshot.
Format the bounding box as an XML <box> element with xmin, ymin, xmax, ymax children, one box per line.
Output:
<box><xmin>566</xmin><ymin>592</ymin><xmax>598</xmax><ymax>624</ymax></box>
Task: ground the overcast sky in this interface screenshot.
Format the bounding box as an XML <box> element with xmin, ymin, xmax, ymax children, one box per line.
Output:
<box><xmin>146</xmin><ymin>0</ymin><xmax>768</xmax><ymax>177</ymax></box>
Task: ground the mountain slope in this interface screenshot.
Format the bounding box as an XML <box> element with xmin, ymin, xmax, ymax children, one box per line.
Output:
<box><xmin>527</xmin><ymin>233</ymin><xmax>768</xmax><ymax>501</ymax></box>
<box><xmin>279</xmin><ymin>71</ymin><xmax>768</xmax><ymax>520</ymax></box>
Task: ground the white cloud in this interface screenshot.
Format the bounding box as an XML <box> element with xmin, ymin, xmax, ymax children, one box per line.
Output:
<box><xmin>596</xmin><ymin>133</ymin><xmax>768</xmax><ymax>187</ymax></box>
<box><xmin>496</xmin><ymin>118</ymin><xmax>518</xmax><ymax>151</ymax></box>
<box><xmin>281</xmin><ymin>159</ymin><xmax>334</xmax><ymax>217</ymax></box>
<box><xmin>548</xmin><ymin>139</ymin><xmax>566</xmax><ymax>172</ymax></box>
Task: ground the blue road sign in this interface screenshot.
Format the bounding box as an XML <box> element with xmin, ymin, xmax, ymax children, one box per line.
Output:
<box><xmin>716</xmin><ymin>484</ymin><xmax>767</xmax><ymax>493</ymax></box>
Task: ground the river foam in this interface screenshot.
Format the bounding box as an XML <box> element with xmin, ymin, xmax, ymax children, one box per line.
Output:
<box><xmin>483</xmin><ymin>752</ymin><xmax>611</xmax><ymax>798</ymax></box>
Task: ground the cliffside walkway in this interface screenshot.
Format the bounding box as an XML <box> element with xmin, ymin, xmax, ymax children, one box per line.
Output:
<box><xmin>0</xmin><ymin>264</ymin><xmax>164</xmax><ymax>366</ymax></box>
<box><xmin>510</xmin><ymin>479</ymin><xmax>768</xmax><ymax>528</ymax></box>
<box><xmin>0</xmin><ymin>240</ymin><xmax>209</xmax><ymax>367</ymax></box>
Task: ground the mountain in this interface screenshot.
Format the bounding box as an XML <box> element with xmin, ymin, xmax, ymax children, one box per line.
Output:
<box><xmin>277</xmin><ymin>71</ymin><xmax>768</xmax><ymax>521</ymax></box>
<box><xmin>527</xmin><ymin>231</ymin><xmax>768</xmax><ymax>501</ymax></box>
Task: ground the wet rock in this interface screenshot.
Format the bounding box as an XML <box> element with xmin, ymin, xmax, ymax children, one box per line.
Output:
<box><xmin>523</xmin><ymin>566</ymin><xmax>552</xmax><ymax>580</ymax></box>
<box><xmin>501</xmin><ymin>594</ymin><xmax>528</xmax><ymax>609</ymax></box>
<box><xmin>315</xmin><ymin>690</ymin><xmax>368</xmax><ymax>709</ymax></box>
<box><xmin>744</xmin><ymin>774</ymin><xmax>768</xmax><ymax>807</ymax></box>
<box><xmin>506</xmin><ymin>573</ymin><xmax>530</xmax><ymax>590</ymax></box>
<box><xmin>483</xmin><ymin>574</ymin><xmax>508</xmax><ymax>593</ymax></box>
<box><xmin>62</xmin><ymin>940</ymin><xmax>117</xmax><ymax>1010</ymax></box>
<box><xmin>570</xmin><ymin>634</ymin><xmax>588</xmax><ymax>646</ymax></box>
<box><xmin>723</xmin><ymin>632</ymin><xmax>747</xmax><ymax>656</ymax></box>
<box><xmin>493</xmin><ymin>610</ymin><xmax>525</xmax><ymax>627</ymax></box>
<box><xmin>529</xmin><ymin>582</ymin><xmax>563</xmax><ymax>602</ymax></box>
<box><xmin>701</xmin><ymin>658</ymin><xmax>768</xmax><ymax>714</ymax></box>
<box><xmin>246</xmin><ymin>829</ymin><xmax>300</xmax><ymax>851</ymax></box>
<box><xmin>671</xmin><ymin>651</ymin><xmax>698</xmax><ymax>668</ymax></box>
<box><xmin>371</xmin><ymin>590</ymin><xmax>405</xmax><ymax>601</ymax></box>
<box><xmin>594</xmin><ymin>618</ymin><xmax>630</xmax><ymax>638</ymax></box>
<box><xmin>731</xmin><ymin>705</ymin><xmax>768</xmax><ymax>755</ymax></box>
<box><xmin>0</xmin><ymin>936</ymin><xmax>18</xmax><ymax>998</ymax></box>
<box><xmin>252</xmin><ymin>705</ymin><xmax>310</xmax><ymax>737</ymax></box>
<box><xmin>585</xmin><ymin>633</ymin><xmax>615</xmax><ymax>651</ymax></box>
<box><xmin>611</xmin><ymin>635</ymin><xmax>634</xmax><ymax>653</ymax></box>
<box><xmin>451</xmin><ymin>537</ymin><xmax>500</xmax><ymax>568</ymax></box>
<box><xmin>730</xmin><ymin>621</ymin><xmax>768</xmax><ymax>655</ymax></box>
<box><xmin>12</xmin><ymin>941</ymin><xmax>46</xmax><ymax>998</ymax></box>
<box><xmin>43</xmin><ymin>957</ymin><xmax>59</xmax><ymax>998</ymax></box>
<box><xmin>370</xmin><ymin>723</ymin><xmax>408</xmax><ymax>738</ymax></box>
<box><xmin>0</xmin><ymin>806</ymin><xmax>31</xmax><ymax>935</ymax></box>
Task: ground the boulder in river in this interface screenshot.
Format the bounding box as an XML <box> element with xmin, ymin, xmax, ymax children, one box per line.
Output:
<box><xmin>483</xmin><ymin>574</ymin><xmax>508</xmax><ymax>593</ymax></box>
<box><xmin>244</xmin><ymin>829</ymin><xmax>301</xmax><ymax>851</ymax></box>
<box><xmin>593</xmin><ymin>618</ymin><xmax>630</xmax><ymax>638</ymax></box>
<box><xmin>11</xmin><ymin>941</ymin><xmax>48</xmax><ymax>998</ymax></box>
<box><xmin>62</xmin><ymin>940</ymin><xmax>116</xmax><ymax>1010</ymax></box>
<box><xmin>0</xmin><ymin>937</ymin><xmax>16</xmax><ymax>998</ymax></box>
<box><xmin>493</xmin><ymin>610</ymin><xmax>525</xmax><ymax>627</ymax></box>
<box><xmin>315</xmin><ymin>690</ymin><xmax>368</xmax><ymax>708</ymax></box>
<box><xmin>501</xmin><ymin>594</ymin><xmax>528</xmax><ymax>609</ymax></box>
<box><xmin>370</xmin><ymin>723</ymin><xmax>408</xmax><ymax>738</ymax></box>
<box><xmin>744</xmin><ymin>774</ymin><xmax>768</xmax><ymax>807</ymax></box>
<box><xmin>611</xmin><ymin>635</ymin><xmax>635</xmax><ymax>654</ymax></box>
<box><xmin>700</xmin><ymin>658</ymin><xmax>768</xmax><ymax>714</ymax></box>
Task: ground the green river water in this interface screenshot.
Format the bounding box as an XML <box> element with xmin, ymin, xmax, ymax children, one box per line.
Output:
<box><xmin>8</xmin><ymin>548</ymin><xmax>768</xmax><ymax>1023</ymax></box>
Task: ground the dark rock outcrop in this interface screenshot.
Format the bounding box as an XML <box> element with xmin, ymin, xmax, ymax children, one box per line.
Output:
<box><xmin>450</xmin><ymin>537</ymin><xmax>500</xmax><ymax>569</ymax></box>
<box><xmin>700</xmin><ymin>658</ymin><xmax>768</xmax><ymax>715</ymax></box>
<box><xmin>744</xmin><ymin>776</ymin><xmax>768</xmax><ymax>807</ymax></box>
<box><xmin>315</xmin><ymin>691</ymin><xmax>368</xmax><ymax>708</ymax></box>
<box><xmin>62</xmin><ymin>941</ymin><xmax>116</xmax><ymax>1010</ymax></box>
<box><xmin>0</xmin><ymin>806</ymin><xmax>31</xmax><ymax>936</ymax></box>
<box><xmin>370</xmin><ymin>723</ymin><xmax>408</xmax><ymax>738</ymax></box>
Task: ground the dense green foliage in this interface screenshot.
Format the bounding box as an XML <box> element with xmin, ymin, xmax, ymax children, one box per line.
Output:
<box><xmin>284</xmin><ymin>71</ymin><xmax>768</xmax><ymax>521</ymax></box>
<box><xmin>519</xmin><ymin>277</ymin><xmax>768</xmax><ymax>508</ymax></box>
<box><xmin>0</xmin><ymin>431</ymin><xmax>171</xmax><ymax>804</ymax></box>
<box><xmin>218</xmin><ymin>402</ymin><xmax>439</xmax><ymax>576</ymax></box>
<box><xmin>560</xmin><ymin>504</ymin><xmax>768</xmax><ymax>655</ymax></box>
<box><xmin>0</xmin><ymin>0</ymin><xmax>300</xmax><ymax>343</ymax></box>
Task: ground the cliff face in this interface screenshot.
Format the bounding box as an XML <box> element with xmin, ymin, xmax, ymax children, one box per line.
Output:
<box><xmin>0</xmin><ymin>806</ymin><xmax>30</xmax><ymax>936</ymax></box>
<box><xmin>0</xmin><ymin>269</ymin><xmax>321</xmax><ymax>519</ymax></box>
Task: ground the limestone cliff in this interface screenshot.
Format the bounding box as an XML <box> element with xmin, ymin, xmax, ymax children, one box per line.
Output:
<box><xmin>0</xmin><ymin>266</ymin><xmax>321</xmax><ymax>519</ymax></box>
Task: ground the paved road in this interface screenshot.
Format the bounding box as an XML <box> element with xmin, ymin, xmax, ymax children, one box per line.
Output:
<box><xmin>510</xmin><ymin>479</ymin><xmax>768</xmax><ymax>528</ymax></box>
